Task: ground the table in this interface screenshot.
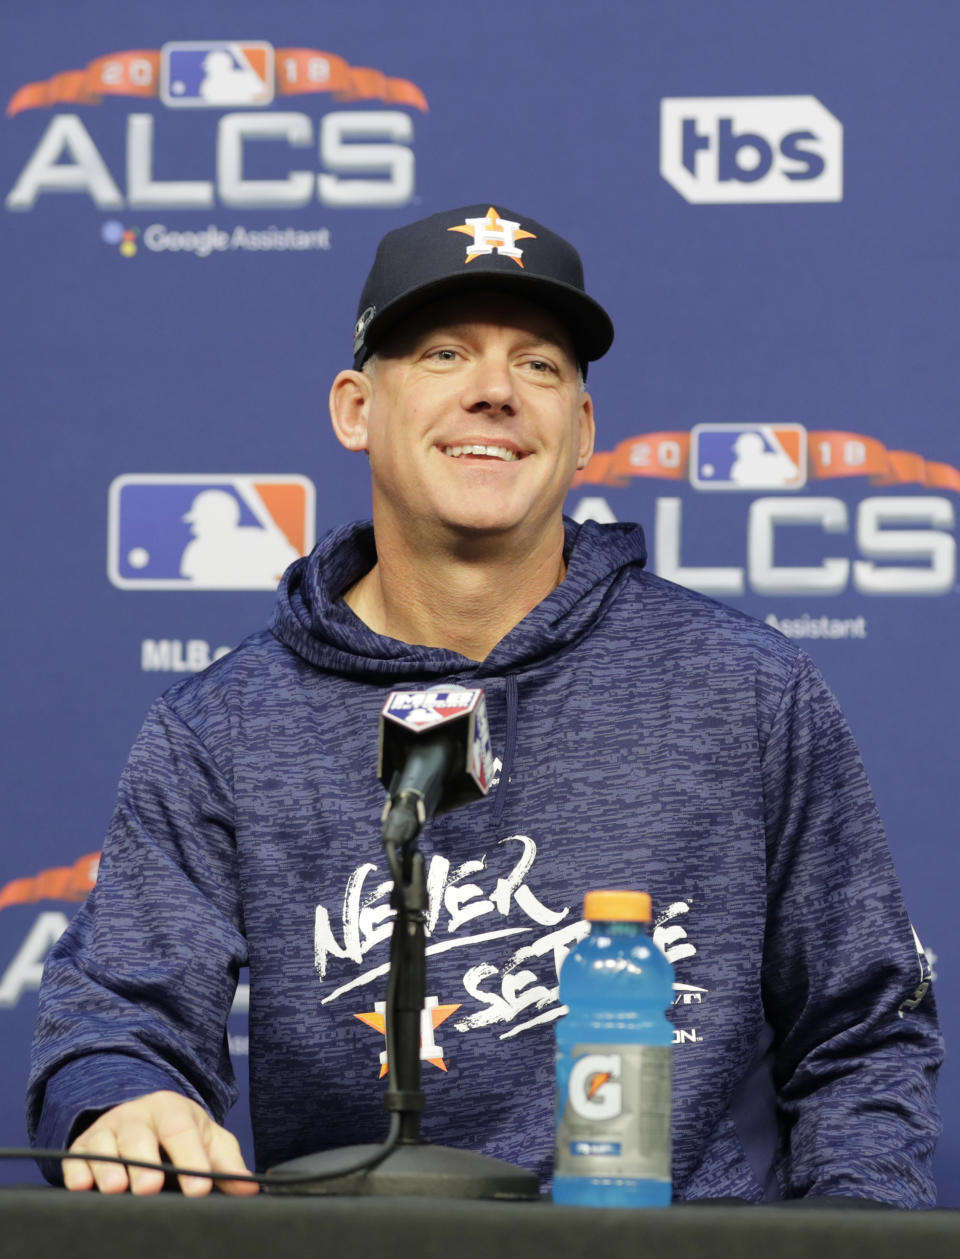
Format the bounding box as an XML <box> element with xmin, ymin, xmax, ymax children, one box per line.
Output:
<box><xmin>3</xmin><ymin>1191</ymin><xmax>959</xmax><ymax>1259</ymax></box>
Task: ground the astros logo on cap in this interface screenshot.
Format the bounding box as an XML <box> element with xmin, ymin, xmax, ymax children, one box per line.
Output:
<box><xmin>447</xmin><ymin>206</ymin><xmax>536</xmax><ymax>268</ymax></box>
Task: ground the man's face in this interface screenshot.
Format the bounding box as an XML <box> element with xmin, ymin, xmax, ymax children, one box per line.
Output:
<box><xmin>339</xmin><ymin>291</ymin><xmax>595</xmax><ymax>552</ymax></box>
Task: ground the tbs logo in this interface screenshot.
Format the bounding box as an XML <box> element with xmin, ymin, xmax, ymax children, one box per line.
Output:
<box><xmin>660</xmin><ymin>96</ymin><xmax>842</xmax><ymax>203</ymax></box>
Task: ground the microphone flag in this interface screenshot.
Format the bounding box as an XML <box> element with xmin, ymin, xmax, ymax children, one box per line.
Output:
<box><xmin>378</xmin><ymin>688</ymin><xmax>493</xmax><ymax>815</ymax></box>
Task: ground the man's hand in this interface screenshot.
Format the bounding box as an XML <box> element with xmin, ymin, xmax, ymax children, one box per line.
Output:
<box><xmin>63</xmin><ymin>1090</ymin><xmax>260</xmax><ymax>1196</ymax></box>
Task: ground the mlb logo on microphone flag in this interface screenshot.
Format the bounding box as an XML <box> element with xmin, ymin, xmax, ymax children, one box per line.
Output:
<box><xmin>160</xmin><ymin>42</ymin><xmax>274</xmax><ymax>107</ymax></box>
<box><xmin>690</xmin><ymin>423</ymin><xmax>807</xmax><ymax>490</ymax></box>
<box><xmin>380</xmin><ymin>689</ymin><xmax>493</xmax><ymax>801</ymax></box>
<box><xmin>108</xmin><ymin>474</ymin><xmax>315</xmax><ymax>590</ymax></box>
<box><xmin>382</xmin><ymin>689</ymin><xmax>483</xmax><ymax>732</ymax></box>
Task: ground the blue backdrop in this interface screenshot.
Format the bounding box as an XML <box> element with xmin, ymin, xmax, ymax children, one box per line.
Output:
<box><xmin>2</xmin><ymin>0</ymin><xmax>956</xmax><ymax>1201</ymax></box>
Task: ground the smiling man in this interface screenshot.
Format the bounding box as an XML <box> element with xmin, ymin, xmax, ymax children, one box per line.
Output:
<box><xmin>330</xmin><ymin>291</ymin><xmax>596</xmax><ymax>661</ymax></box>
<box><xmin>29</xmin><ymin>205</ymin><xmax>941</xmax><ymax>1204</ymax></box>
<box><xmin>326</xmin><ymin>208</ymin><xmax>606</xmax><ymax>663</ymax></box>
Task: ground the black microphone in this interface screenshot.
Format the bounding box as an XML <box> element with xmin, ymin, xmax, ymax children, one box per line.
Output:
<box><xmin>378</xmin><ymin>687</ymin><xmax>493</xmax><ymax>845</ymax></box>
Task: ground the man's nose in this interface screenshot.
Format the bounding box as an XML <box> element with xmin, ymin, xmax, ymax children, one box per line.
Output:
<box><xmin>460</xmin><ymin>355</ymin><xmax>517</xmax><ymax>415</ymax></box>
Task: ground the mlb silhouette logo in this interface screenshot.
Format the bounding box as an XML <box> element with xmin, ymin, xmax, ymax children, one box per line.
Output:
<box><xmin>690</xmin><ymin>424</ymin><xmax>807</xmax><ymax>491</ymax></box>
<box><xmin>160</xmin><ymin>42</ymin><xmax>274</xmax><ymax>108</ymax></box>
<box><xmin>108</xmin><ymin>475</ymin><xmax>315</xmax><ymax>590</ymax></box>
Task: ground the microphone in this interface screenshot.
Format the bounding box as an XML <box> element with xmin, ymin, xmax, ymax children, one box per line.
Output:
<box><xmin>378</xmin><ymin>687</ymin><xmax>493</xmax><ymax>845</ymax></box>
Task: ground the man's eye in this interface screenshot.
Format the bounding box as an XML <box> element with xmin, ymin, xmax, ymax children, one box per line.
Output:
<box><xmin>430</xmin><ymin>348</ymin><xmax>458</xmax><ymax>361</ymax></box>
<box><xmin>526</xmin><ymin>359</ymin><xmax>556</xmax><ymax>373</ymax></box>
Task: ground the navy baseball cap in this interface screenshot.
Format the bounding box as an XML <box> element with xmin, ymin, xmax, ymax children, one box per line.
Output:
<box><xmin>351</xmin><ymin>204</ymin><xmax>614</xmax><ymax>374</ymax></box>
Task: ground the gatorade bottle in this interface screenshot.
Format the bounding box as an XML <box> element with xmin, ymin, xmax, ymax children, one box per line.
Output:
<box><xmin>553</xmin><ymin>890</ymin><xmax>673</xmax><ymax>1207</ymax></box>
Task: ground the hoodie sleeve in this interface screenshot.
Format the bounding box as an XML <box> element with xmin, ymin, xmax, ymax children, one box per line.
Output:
<box><xmin>27</xmin><ymin>698</ymin><xmax>248</xmax><ymax>1175</ymax></box>
<box><xmin>760</xmin><ymin>650</ymin><xmax>942</xmax><ymax>1206</ymax></box>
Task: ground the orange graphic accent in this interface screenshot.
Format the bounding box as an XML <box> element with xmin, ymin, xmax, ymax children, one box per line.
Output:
<box><xmin>448</xmin><ymin>207</ymin><xmax>536</xmax><ymax>269</ymax></box>
<box><xmin>773</xmin><ymin>429</ymin><xmax>803</xmax><ymax>471</ymax></box>
<box><xmin>253</xmin><ymin>482</ymin><xmax>308</xmax><ymax>555</ymax></box>
<box><xmin>7</xmin><ymin>52</ymin><xmax>161</xmax><ymax>114</ymax></box>
<box><xmin>276</xmin><ymin>48</ymin><xmax>427</xmax><ymax>111</ymax></box>
<box><xmin>808</xmin><ymin>433</ymin><xmax>960</xmax><ymax>492</ymax></box>
<box><xmin>574</xmin><ymin>429</ymin><xmax>960</xmax><ymax>493</ymax></box>
<box><xmin>586</xmin><ymin>1071</ymin><xmax>612</xmax><ymax>1100</ymax></box>
<box><xmin>7</xmin><ymin>48</ymin><xmax>427</xmax><ymax>116</ymax></box>
<box><xmin>355</xmin><ymin>1002</ymin><xmax>461</xmax><ymax>1078</ymax></box>
<box><xmin>573</xmin><ymin>433</ymin><xmax>689</xmax><ymax>488</ymax></box>
<box><xmin>240</xmin><ymin>47</ymin><xmax>269</xmax><ymax>83</ymax></box>
<box><xmin>0</xmin><ymin>852</ymin><xmax>100</xmax><ymax>911</ymax></box>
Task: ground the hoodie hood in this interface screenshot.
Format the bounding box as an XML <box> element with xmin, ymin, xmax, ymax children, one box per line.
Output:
<box><xmin>271</xmin><ymin>516</ymin><xmax>647</xmax><ymax>680</ymax></box>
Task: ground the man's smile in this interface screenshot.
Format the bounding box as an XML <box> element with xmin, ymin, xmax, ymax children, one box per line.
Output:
<box><xmin>438</xmin><ymin>442</ymin><xmax>525</xmax><ymax>462</ymax></box>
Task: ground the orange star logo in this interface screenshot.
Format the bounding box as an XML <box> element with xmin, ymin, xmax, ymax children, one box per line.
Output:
<box><xmin>355</xmin><ymin>996</ymin><xmax>461</xmax><ymax>1078</ymax></box>
<box><xmin>447</xmin><ymin>206</ymin><xmax>536</xmax><ymax>268</ymax></box>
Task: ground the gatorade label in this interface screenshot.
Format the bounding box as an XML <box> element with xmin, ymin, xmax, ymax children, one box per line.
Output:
<box><xmin>555</xmin><ymin>1044</ymin><xmax>672</xmax><ymax>1180</ymax></box>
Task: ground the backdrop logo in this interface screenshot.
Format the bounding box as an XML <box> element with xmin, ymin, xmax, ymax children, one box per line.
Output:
<box><xmin>101</xmin><ymin>219</ymin><xmax>138</xmax><ymax>255</ymax></box>
<box><xmin>660</xmin><ymin>96</ymin><xmax>842</xmax><ymax>204</ymax></box>
<box><xmin>104</xmin><ymin>221</ymin><xmax>333</xmax><ymax>257</ymax></box>
<box><xmin>107</xmin><ymin>474</ymin><xmax>316</xmax><ymax>590</ymax></box>
<box><xmin>572</xmin><ymin>424</ymin><xmax>959</xmax><ymax>598</ymax></box>
<box><xmin>5</xmin><ymin>41</ymin><xmax>426</xmax><ymax>213</ymax></box>
<box><xmin>691</xmin><ymin>424</ymin><xmax>806</xmax><ymax>491</ymax></box>
<box><xmin>161</xmin><ymin>42</ymin><xmax>274</xmax><ymax>108</ymax></box>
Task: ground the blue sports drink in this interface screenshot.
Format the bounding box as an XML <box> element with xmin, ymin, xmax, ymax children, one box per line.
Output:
<box><xmin>553</xmin><ymin>890</ymin><xmax>673</xmax><ymax>1207</ymax></box>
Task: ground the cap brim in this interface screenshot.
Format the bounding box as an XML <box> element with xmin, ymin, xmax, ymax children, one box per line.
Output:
<box><xmin>360</xmin><ymin>269</ymin><xmax>614</xmax><ymax>367</ymax></box>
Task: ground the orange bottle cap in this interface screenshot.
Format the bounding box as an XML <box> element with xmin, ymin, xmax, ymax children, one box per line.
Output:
<box><xmin>583</xmin><ymin>890</ymin><xmax>652</xmax><ymax>922</ymax></box>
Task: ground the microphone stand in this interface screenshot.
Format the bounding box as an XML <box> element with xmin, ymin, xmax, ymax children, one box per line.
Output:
<box><xmin>266</xmin><ymin>795</ymin><xmax>539</xmax><ymax>1198</ymax></box>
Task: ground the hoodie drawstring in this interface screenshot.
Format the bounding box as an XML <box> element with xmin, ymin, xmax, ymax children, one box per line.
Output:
<box><xmin>490</xmin><ymin>671</ymin><xmax>519</xmax><ymax>829</ymax></box>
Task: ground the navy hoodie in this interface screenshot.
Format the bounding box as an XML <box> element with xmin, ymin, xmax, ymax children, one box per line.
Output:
<box><xmin>28</xmin><ymin>518</ymin><xmax>942</xmax><ymax>1203</ymax></box>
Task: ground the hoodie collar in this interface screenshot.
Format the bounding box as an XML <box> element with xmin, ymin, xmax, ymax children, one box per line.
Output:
<box><xmin>271</xmin><ymin>517</ymin><xmax>647</xmax><ymax>680</ymax></box>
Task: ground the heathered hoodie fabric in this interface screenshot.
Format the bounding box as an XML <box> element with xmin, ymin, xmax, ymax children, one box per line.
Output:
<box><xmin>29</xmin><ymin>518</ymin><xmax>942</xmax><ymax>1203</ymax></box>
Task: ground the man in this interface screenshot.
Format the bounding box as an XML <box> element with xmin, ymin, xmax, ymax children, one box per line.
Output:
<box><xmin>29</xmin><ymin>205</ymin><xmax>942</xmax><ymax>1203</ymax></box>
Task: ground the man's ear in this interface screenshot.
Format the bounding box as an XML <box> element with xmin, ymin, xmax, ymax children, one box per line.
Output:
<box><xmin>576</xmin><ymin>391</ymin><xmax>596</xmax><ymax>470</ymax></box>
<box><xmin>329</xmin><ymin>370</ymin><xmax>372</xmax><ymax>452</ymax></box>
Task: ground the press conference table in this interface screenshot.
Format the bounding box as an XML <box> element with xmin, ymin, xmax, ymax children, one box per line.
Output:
<box><xmin>4</xmin><ymin>1190</ymin><xmax>959</xmax><ymax>1259</ymax></box>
